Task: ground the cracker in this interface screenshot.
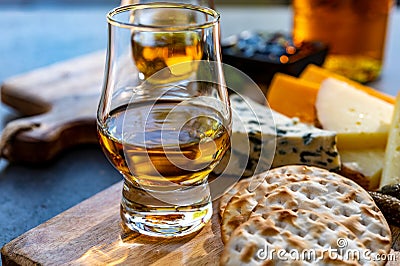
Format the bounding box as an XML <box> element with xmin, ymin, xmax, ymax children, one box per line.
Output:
<box><xmin>219</xmin><ymin>178</ymin><xmax>252</xmax><ymax>218</ymax></box>
<box><xmin>252</xmin><ymin>180</ymin><xmax>391</xmax><ymax>263</ymax></box>
<box><xmin>220</xmin><ymin>209</ymin><xmax>375</xmax><ymax>266</ymax></box>
<box><xmin>220</xmin><ymin>172</ymin><xmax>310</xmax><ymax>243</ymax></box>
<box><xmin>219</xmin><ymin>165</ymin><xmax>358</xmax><ymax>217</ymax></box>
<box><xmin>261</xmin><ymin>165</ymin><xmax>359</xmax><ymax>189</ymax></box>
<box><xmin>220</xmin><ymin>165</ymin><xmax>362</xmax><ymax>243</ymax></box>
<box><xmin>218</xmin><ymin>172</ymin><xmax>266</xmax><ymax>218</ymax></box>
<box><xmin>218</xmin><ymin>165</ymin><xmax>318</xmax><ymax>219</ymax></box>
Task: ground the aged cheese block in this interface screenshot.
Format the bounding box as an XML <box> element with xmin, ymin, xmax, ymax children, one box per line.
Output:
<box><xmin>300</xmin><ymin>64</ymin><xmax>395</xmax><ymax>104</ymax></box>
<box><xmin>381</xmin><ymin>92</ymin><xmax>400</xmax><ymax>188</ymax></box>
<box><xmin>316</xmin><ymin>78</ymin><xmax>394</xmax><ymax>150</ymax></box>
<box><xmin>267</xmin><ymin>73</ymin><xmax>319</xmax><ymax>124</ymax></box>
<box><xmin>339</xmin><ymin>148</ymin><xmax>385</xmax><ymax>190</ymax></box>
<box><xmin>213</xmin><ymin>94</ymin><xmax>340</xmax><ymax>177</ymax></box>
<box><xmin>267</xmin><ymin>66</ymin><xmax>394</xmax><ymax>125</ymax></box>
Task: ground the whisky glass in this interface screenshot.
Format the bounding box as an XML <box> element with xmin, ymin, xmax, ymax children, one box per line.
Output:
<box><xmin>97</xmin><ymin>3</ymin><xmax>231</xmax><ymax>237</ymax></box>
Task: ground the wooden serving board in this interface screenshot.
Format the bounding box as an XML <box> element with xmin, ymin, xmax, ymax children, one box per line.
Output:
<box><xmin>1</xmin><ymin>181</ymin><xmax>400</xmax><ymax>266</ymax></box>
<box><xmin>1</xmin><ymin>181</ymin><xmax>224</xmax><ymax>266</ymax></box>
<box><xmin>0</xmin><ymin>51</ymin><xmax>105</xmax><ymax>164</ymax></box>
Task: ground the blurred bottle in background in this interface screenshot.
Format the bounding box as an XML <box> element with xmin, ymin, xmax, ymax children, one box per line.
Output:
<box><xmin>292</xmin><ymin>0</ymin><xmax>393</xmax><ymax>83</ymax></box>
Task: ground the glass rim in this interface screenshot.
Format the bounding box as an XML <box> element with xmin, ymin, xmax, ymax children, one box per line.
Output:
<box><xmin>107</xmin><ymin>3</ymin><xmax>220</xmax><ymax>30</ymax></box>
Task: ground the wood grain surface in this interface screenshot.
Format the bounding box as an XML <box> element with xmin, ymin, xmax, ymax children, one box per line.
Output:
<box><xmin>1</xmin><ymin>181</ymin><xmax>399</xmax><ymax>266</ymax></box>
<box><xmin>1</xmin><ymin>181</ymin><xmax>224</xmax><ymax>266</ymax></box>
<box><xmin>0</xmin><ymin>51</ymin><xmax>105</xmax><ymax>164</ymax></box>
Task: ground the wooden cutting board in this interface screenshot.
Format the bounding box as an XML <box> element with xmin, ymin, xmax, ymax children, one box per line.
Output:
<box><xmin>1</xmin><ymin>181</ymin><xmax>224</xmax><ymax>265</ymax></box>
<box><xmin>0</xmin><ymin>51</ymin><xmax>105</xmax><ymax>164</ymax></box>
<box><xmin>1</xmin><ymin>181</ymin><xmax>400</xmax><ymax>265</ymax></box>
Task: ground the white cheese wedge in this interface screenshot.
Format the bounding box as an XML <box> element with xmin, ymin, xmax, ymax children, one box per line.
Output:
<box><xmin>316</xmin><ymin>78</ymin><xmax>394</xmax><ymax>149</ymax></box>
<box><xmin>380</xmin><ymin>93</ymin><xmax>400</xmax><ymax>188</ymax></box>
<box><xmin>213</xmin><ymin>94</ymin><xmax>340</xmax><ymax>177</ymax></box>
<box><xmin>340</xmin><ymin>149</ymin><xmax>385</xmax><ymax>190</ymax></box>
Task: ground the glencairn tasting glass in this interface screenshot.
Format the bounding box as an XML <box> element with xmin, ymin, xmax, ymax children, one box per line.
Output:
<box><xmin>97</xmin><ymin>3</ymin><xmax>231</xmax><ymax>237</ymax></box>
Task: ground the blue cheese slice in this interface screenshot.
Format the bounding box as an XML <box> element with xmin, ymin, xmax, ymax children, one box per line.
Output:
<box><xmin>213</xmin><ymin>94</ymin><xmax>340</xmax><ymax>177</ymax></box>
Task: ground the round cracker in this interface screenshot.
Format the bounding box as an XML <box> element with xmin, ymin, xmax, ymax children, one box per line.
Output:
<box><xmin>252</xmin><ymin>180</ymin><xmax>391</xmax><ymax>263</ymax></box>
<box><xmin>218</xmin><ymin>165</ymin><xmax>323</xmax><ymax>219</ymax></box>
<box><xmin>220</xmin><ymin>173</ymin><xmax>311</xmax><ymax>243</ymax></box>
<box><xmin>219</xmin><ymin>165</ymin><xmax>359</xmax><ymax>218</ymax></box>
<box><xmin>219</xmin><ymin>178</ymin><xmax>252</xmax><ymax>218</ymax></box>
<box><xmin>220</xmin><ymin>165</ymin><xmax>371</xmax><ymax>243</ymax></box>
<box><xmin>218</xmin><ymin>171</ymin><xmax>267</xmax><ymax>218</ymax></box>
<box><xmin>220</xmin><ymin>209</ymin><xmax>375</xmax><ymax>266</ymax></box>
<box><xmin>259</xmin><ymin>165</ymin><xmax>360</xmax><ymax>189</ymax></box>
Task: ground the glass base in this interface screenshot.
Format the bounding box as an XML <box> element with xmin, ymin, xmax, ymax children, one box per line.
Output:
<box><xmin>120</xmin><ymin>179</ymin><xmax>212</xmax><ymax>238</ymax></box>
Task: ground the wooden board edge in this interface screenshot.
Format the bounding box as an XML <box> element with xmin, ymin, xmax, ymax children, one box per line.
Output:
<box><xmin>0</xmin><ymin>181</ymin><xmax>122</xmax><ymax>265</ymax></box>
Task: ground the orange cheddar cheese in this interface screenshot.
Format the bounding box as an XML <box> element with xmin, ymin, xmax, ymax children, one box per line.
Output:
<box><xmin>300</xmin><ymin>64</ymin><xmax>395</xmax><ymax>104</ymax></box>
<box><xmin>267</xmin><ymin>73</ymin><xmax>319</xmax><ymax>124</ymax></box>
<box><xmin>267</xmin><ymin>65</ymin><xmax>394</xmax><ymax>124</ymax></box>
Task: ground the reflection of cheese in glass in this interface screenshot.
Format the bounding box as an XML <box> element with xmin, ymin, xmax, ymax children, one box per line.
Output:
<box><xmin>316</xmin><ymin>78</ymin><xmax>394</xmax><ymax>150</ymax></box>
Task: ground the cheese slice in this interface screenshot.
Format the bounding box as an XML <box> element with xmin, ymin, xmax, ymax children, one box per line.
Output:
<box><xmin>380</xmin><ymin>92</ymin><xmax>400</xmax><ymax>188</ymax></box>
<box><xmin>267</xmin><ymin>66</ymin><xmax>394</xmax><ymax>125</ymax></box>
<box><xmin>267</xmin><ymin>73</ymin><xmax>319</xmax><ymax>124</ymax></box>
<box><xmin>300</xmin><ymin>64</ymin><xmax>395</xmax><ymax>104</ymax></box>
<box><xmin>213</xmin><ymin>94</ymin><xmax>340</xmax><ymax>177</ymax></box>
<box><xmin>316</xmin><ymin>78</ymin><xmax>394</xmax><ymax>150</ymax></box>
<box><xmin>340</xmin><ymin>149</ymin><xmax>384</xmax><ymax>190</ymax></box>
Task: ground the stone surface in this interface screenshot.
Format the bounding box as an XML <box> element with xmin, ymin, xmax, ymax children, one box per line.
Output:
<box><xmin>0</xmin><ymin>3</ymin><xmax>118</xmax><ymax>252</ymax></box>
